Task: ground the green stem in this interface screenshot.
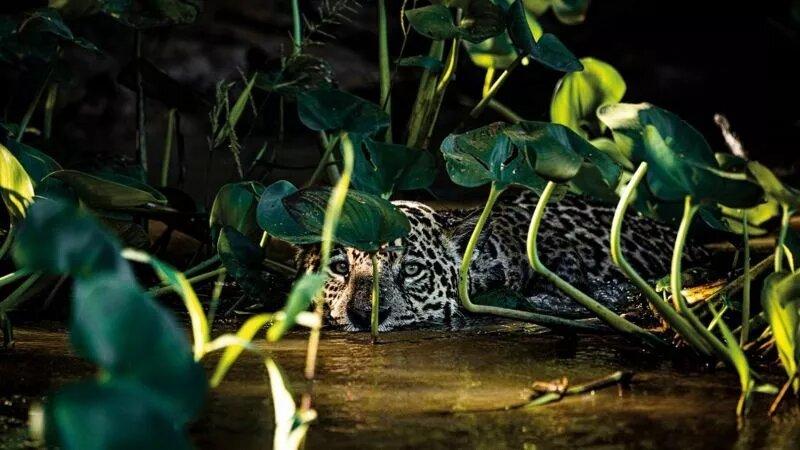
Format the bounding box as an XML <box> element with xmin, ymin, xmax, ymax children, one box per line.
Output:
<box><xmin>43</xmin><ymin>82</ymin><xmax>58</xmax><ymax>140</ymax></box>
<box><xmin>487</xmin><ymin>99</ymin><xmax>523</xmax><ymax>124</ymax></box>
<box><xmin>134</xmin><ymin>30</ymin><xmax>148</xmax><ymax>178</ymax></box>
<box><xmin>377</xmin><ymin>0</ymin><xmax>392</xmax><ymax>143</ymax></box>
<box><xmin>306</xmin><ymin>133</ymin><xmax>340</xmax><ymax>188</ymax></box>
<box><xmin>469</xmin><ymin>54</ymin><xmax>523</xmax><ymax>119</ymax></box>
<box><xmin>457</xmin><ymin>183</ymin><xmax>603</xmax><ymax>332</ymax></box>
<box><xmin>610</xmin><ymin>162</ymin><xmax>713</xmax><ymax>355</ymax></box>
<box><xmin>291</xmin><ymin>0</ymin><xmax>302</xmax><ymax>54</ymax></box>
<box><xmin>671</xmin><ymin>195</ymin><xmax>732</xmax><ymax>364</ymax></box>
<box><xmin>775</xmin><ymin>204</ymin><xmax>791</xmax><ymax>272</ymax></box>
<box><xmin>151</xmin><ymin>267</ymin><xmax>227</xmax><ymax>297</ymax></box>
<box><xmin>207</xmin><ymin>271</ymin><xmax>227</xmax><ymax>328</ymax></box>
<box><xmin>740</xmin><ymin>217</ymin><xmax>751</xmax><ymax>347</ymax></box>
<box><xmin>0</xmin><ymin>269</ymin><xmax>32</xmax><ymax>289</ymax></box>
<box><xmin>183</xmin><ymin>254</ymin><xmax>221</xmax><ymax>278</ymax></box>
<box><xmin>528</xmin><ymin>182</ymin><xmax>668</xmax><ymax>351</ymax></box>
<box><xmin>370</xmin><ymin>252</ymin><xmax>380</xmax><ymax>340</ymax></box>
<box><xmin>0</xmin><ymin>273</ymin><xmax>43</xmax><ymax>313</ymax></box>
<box><xmin>161</xmin><ymin>108</ymin><xmax>177</xmax><ymax>187</ymax></box>
<box><xmin>17</xmin><ymin>67</ymin><xmax>53</xmax><ymax>143</ymax></box>
<box><xmin>405</xmin><ymin>40</ymin><xmax>445</xmax><ymax>149</ymax></box>
<box><xmin>0</xmin><ymin>226</ymin><xmax>15</xmax><ymax>261</ymax></box>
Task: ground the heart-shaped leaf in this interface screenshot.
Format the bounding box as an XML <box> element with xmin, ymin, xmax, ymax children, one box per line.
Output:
<box><xmin>405</xmin><ymin>4</ymin><xmax>461</xmax><ymax>40</ymax></box>
<box><xmin>405</xmin><ymin>1</ymin><xmax>504</xmax><ymax>43</ymax></box>
<box><xmin>44</xmin><ymin>170</ymin><xmax>167</xmax><ymax>210</ymax></box>
<box><xmin>257</xmin><ymin>180</ymin><xmax>319</xmax><ymax>245</ymax></box>
<box><xmin>209</xmin><ymin>181</ymin><xmax>265</xmax><ymax>244</ymax></box>
<box><xmin>297</xmin><ymin>88</ymin><xmax>389</xmax><ymax>134</ymax></box>
<box><xmin>351</xmin><ymin>136</ymin><xmax>437</xmax><ymax>198</ymax></box>
<box><xmin>551</xmin><ymin>57</ymin><xmax>626</xmax><ymax>138</ymax></box>
<box><xmin>506</xmin><ymin>0</ymin><xmax>582</xmax><ymax>72</ymax></box>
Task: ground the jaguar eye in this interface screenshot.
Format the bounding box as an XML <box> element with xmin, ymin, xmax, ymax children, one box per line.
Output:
<box><xmin>330</xmin><ymin>260</ymin><xmax>349</xmax><ymax>276</ymax></box>
<box><xmin>402</xmin><ymin>262</ymin><xmax>424</xmax><ymax>277</ymax></box>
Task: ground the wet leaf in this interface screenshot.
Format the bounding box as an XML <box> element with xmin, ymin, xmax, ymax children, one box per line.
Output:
<box><xmin>297</xmin><ymin>88</ymin><xmax>389</xmax><ymax>134</ymax></box>
<box><xmin>551</xmin><ymin>57</ymin><xmax>626</xmax><ymax>138</ymax></box>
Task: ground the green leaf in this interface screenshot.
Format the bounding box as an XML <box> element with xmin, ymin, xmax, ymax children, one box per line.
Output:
<box><xmin>284</xmin><ymin>188</ymin><xmax>411</xmax><ymax>253</ymax></box>
<box><xmin>463</xmin><ymin>32</ymin><xmax>519</xmax><ymax>69</ymax></box>
<box><xmin>209</xmin><ymin>181</ymin><xmax>265</xmax><ymax>244</ymax></box>
<box><xmin>551</xmin><ymin>57</ymin><xmax>626</xmax><ymax>138</ymax></box>
<box><xmin>0</xmin><ymin>143</ymin><xmax>35</xmax><ymax>220</ymax></box>
<box><xmin>266</xmin><ymin>359</ymin><xmax>317</xmax><ymax>450</ymax></box>
<box><xmin>44</xmin><ymin>170</ymin><xmax>167</xmax><ymax>210</ymax></box>
<box><xmin>2</xmin><ymin>139</ymin><xmax>62</xmax><ymax>185</ymax></box>
<box><xmin>217</xmin><ymin>226</ymin><xmax>270</xmax><ymax>298</ymax></box>
<box><xmin>396</xmin><ymin>55</ymin><xmax>445</xmax><ymax>73</ymax></box>
<box><xmin>44</xmin><ymin>380</ymin><xmax>192</xmax><ymax>450</ymax></box>
<box><xmin>267</xmin><ymin>273</ymin><xmax>327</xmax><ymax>341</ymax></box>
<box><xmin>71</xmin><ymin>274</ymin><xmax>207</xmax><ymax>424</ymax></box>
<box><xmin>101</xmin><ymin>0</ymin><xmax>203</xmax><ymax>28</ymax></box>
<box><xmin>13</xmin><ymin>199</ymin><xmax>133</xmax><ymax>279</ymax></box>
<box><xmin>351</xmin><ymin>136</ymin><xmax>437</xmax><ymax>198</ymax></box>
<box><xmin>297</xmin><ymin>88</ymin><xmax>389</xmax><ymax>134</ymax></box>
<box><xmin>405</xmin><ymin>4</ymin><xmax>461</xmax><ymax>41</ymax></box>
<box><xmin>21</xmin><ymin>8</ymin><xmax>100</xmax><ymax>52</ymax></box>
<box><xmin>405</xmin><ymin>1</ymin><xmax>504</xmax><ymax>43</ymax></box>
<box><xmin>254</xmin><ymin>54</ymin><xmax>334</xmax><ymax>96</ymax></box>
<box><xmin>209</xmin><ymin>313</ymin><xmax>273</xmax><ymax>387</ymax></box>
<box><xmin>506</xmin><ymin>0</ymin><xmax>582</xmax><ymax>72</ymax></box>
<box><xmin>761</xmin><ymin>271</ymin><xmax>800</xmax><ymax>381</ymax></box>
<box><xmin>256</xmin><ymin>180</ymin><xmax>319</xmax><ymax>245</ymax></box>
<box><xmin>747</xmin><ymin>161</ymin><xmax>800</xmax><ymax>210</ymax></box>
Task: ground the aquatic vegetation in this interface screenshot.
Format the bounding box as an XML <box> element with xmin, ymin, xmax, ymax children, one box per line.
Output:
<box><xmin>0</xmin><ymin>1</ymin><xmax>798</xmax><ymax>449</ymax></box>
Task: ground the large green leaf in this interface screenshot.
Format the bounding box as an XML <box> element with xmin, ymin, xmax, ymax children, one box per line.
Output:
<box><xmin>71</xmin><ymin>274</ymin><xmax>207</xmax><ymax>424</ymax></box>
<box><xmin>44</xmin><ymin>380</ymin><xmax>192</xmax><ymax>450</ymax></box>
<box><xmin>747</xmin><ymin>161</ymin><xmax>800</xmax><ymax>210</ymax></box>
<box><xmin>267</xmin><ymin>273</ymin><xmax>327</xmax><ymax>341</ymax></box>
<box><xmin>13</xmin><ymin>199</ymin><xmax>133</xmax><ymax>279</ymax></box>
<box><xmin>441</xmin><ymin>121</ymin><xmax>585</xmax><ymax>190</ymax></box>
<box><xmin>209</xmin><ymin>181</ymin><xmax>265</xmax><ymax>243</ymax></box>
<box><xmin>506</xmin><ymin>0</ymin><xmax>582</xmax><ymax>72</ymax></box>
<box><xmin>351</xmin><ymin>136</ymin><xmax>437</xmax><ymax>198</ymax></box>
<box><xmin>44</xmin><ymin>170</ymin><xmax>167</xmax><ymax>210</ymax></box>
<box><xmin>217</xmin><ymin>226</ymin><xmax>270</xmax><ymax>298</ymax></box>
<box><xmin>405</xmin><ymin>2</ymin><xmax>504</xmax><ymax>43</ymax></box>
<box><xmin>0</xmin><ymin>143</ymin><xmax>34</xmax><ymax>220</ymax></box>
<box><xmin>551</xmin><ymin>57</ymin><xmax>626</xmax><ymax>138</ymax></box>
<box><xmin>284</xmin><ymin>188</ymin><xmax>411</xmax><ymax>252</ymax></box>
<box><xmin>2</xmin><ymin>139</ymin><xmax>62</xmax><ymax>185</ymax></box>
<box><xmin>256</xmin><ymin>180</ymin><xmax>319</xmax><ymax>245</ymax></box>
<box><xmin>297</xmin><ymin>89</ymin><xmax>389</xmax><ymax>134</ymax></box>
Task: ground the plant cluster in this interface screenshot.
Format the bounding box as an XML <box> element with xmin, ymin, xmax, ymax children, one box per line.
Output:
<box><xmin>1</xmin><ymin>0</ymin><xmax>799</xmax><ymax>448</ymax></box>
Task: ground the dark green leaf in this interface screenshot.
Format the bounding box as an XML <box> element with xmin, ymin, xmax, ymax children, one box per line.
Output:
<box><xmin>405</xmin><ymin>4</ymin><xmax>461</xmax><ymax>41</ymax></box>
<box><xmin>506</xmin><ymin>0</ymin><xmax>581</xmax><ymax>72</ymax></box>
<box><xmin>101</xmin><ymin>0</ymin><xmax>203</xmax><ymax>28</ymax></box>
<box><xmin>2</xmin><ymin>140</ymin><xmax>62</xmax><ymax>185</ymax></box>
<box><xmin>209</xmin><ymin>181</ymin><xmax>265</xmax><ymax>243</ymax></box>
<box><xmin>218</xmin><ymin>226</ymin><xmax>271</xmax><ymax>298</ymax></box>
<box><xmin>257</xmin><ymin>180</ymin><xmax>319</xmax><ymax>245</ymax></box>
<box><xmin>351</xmin><ymin>135</ymin><xmax>437</xmax><ymax>197</ymax></box>
<box><xmin>395</xmin><ymin>55</ymin><xmax>444</xmax><ymax>73</ymax></box>
<box><xmin>45</xmin><ymin>170</ymin><xmax>167</xmax><ymax>209</ymax></box>
<box><xmin>296</xmin><ymin>89</ymin><xmax>389</xmax><ymax>134</ymax></box>
<box><xmin>254</xmin><ymin>54</ymin><xmax>334</xmax><ymax>96</ymax></box>
<box><xmin>459</xmin><ymin>0</ymin><xmax>506</xmax><ymax>43</ymax></box>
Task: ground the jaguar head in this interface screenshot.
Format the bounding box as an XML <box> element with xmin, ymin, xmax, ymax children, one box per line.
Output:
<box><xmin>296</xmin><ymin>201</ymin><xmax>466</xmax><ymax>331</ymax></box>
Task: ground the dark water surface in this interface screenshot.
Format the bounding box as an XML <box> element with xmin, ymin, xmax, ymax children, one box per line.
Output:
<box><xmin>2</xmin><ymin>323</ymin><xmax>800</xmax><ymax>449</ymax></box>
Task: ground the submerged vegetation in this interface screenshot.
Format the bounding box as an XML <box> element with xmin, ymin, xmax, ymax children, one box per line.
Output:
<box><xmin>0</xmin><ymin>0</ymin><xmax>797</xmax><ymax>448</ymax></box>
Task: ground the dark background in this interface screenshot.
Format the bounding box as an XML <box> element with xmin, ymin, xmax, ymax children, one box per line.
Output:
<box><xmin>2</xmin><ymin>0</ymin><xmax>798</xmax><ymax>204</ymax></box>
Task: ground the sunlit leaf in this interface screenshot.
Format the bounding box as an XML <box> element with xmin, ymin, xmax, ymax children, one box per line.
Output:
<box><xmin>747</xmin><ymin>161</ymin><xmax>800</xmax><ymax>211</ymax></box>
<box><xmin>2</xmin><ymin>139</ymin><xmax>62</xmax><ymax>185</ymax></box>
<box><xmin>266</xmin><ymin>358</ymin><xmax>317</xmax><ymax>450</ymax></box>
<box><xmin>0</xmin><ymin>143</ymin><xmax>35</xmax><ymax>220</ymax></box>
<box><xmin>761</xmin><ymin>271</ymin><xmax>800</xmax><ymax>383</ymax></box>
<box><xmin>209</xmin><ymin>313</ymin><xmax>273</xmax><ymax>387</ymax></box>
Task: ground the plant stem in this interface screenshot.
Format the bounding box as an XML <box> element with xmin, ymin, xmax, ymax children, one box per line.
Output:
<box><xmin>740</xmin><ymin>217</ymin><xmax>751</xmax><ymax>347</ymax></box>
<box><xmin>43</xmin><ymin>82</ymin><xmax>58</xmax><ymax>140</ymax></box>
<box><xmin>469</xmin><ymin>54</ymin><xmax>523</xmax><ymax>119</ymax></box>
<box><xmin>17</xmin><ymin>66</ymin><xmax>53</xmax><ymax>143</ymax></box>
<box><xmin>671</xmin><ymin>195</ymin><xmax>732</xmax><ymax>363</ymax></box>
<box><xmin>377</xmin><ymin>0</ymin><xmax>392</xmax><ymax>143</ymax></box>
<box><xmin>482</xmin><ymin>68</ymin><xmax>495</xmax><ymax>97</ymax></box>
<box><xmin>370</xmin><ymin>252</ymin><xmax>380</xmax><ymax>341</ymax></box>
<box><xmin>405</xmin><ymin>40</ymin><xmax>445</xmax><ymax>149</ymax></box>
<box><xmin>456</xmin><ymin>183</ymin><xmax>604</xmax><ymax>332</ymax></box>
<box><xmin>304</xmin><ymin>133</ymin><xmax>355</xmax><ymax>382</ymax></box>
<box><xmin>610</xmin><ymin>162</ymin><xmax>713</xmax><ymax>355</ymax></box>
<box><xmin>291</xmin><ymin>0</ymin><xmax>302</xmax><ymax>54</ymax></box>
<box><xmin>528</xmin><ymin>181</ymin><xmax>668</xmax><ymax>351</ymax></box>
<box><xmin>207</xmin><ymin>271</ymin><xmax>227</xmax><ymax>328</ymax></box>
<box><xmin>151</xmin><ymin>267</ymin><xmax>227</xmax><ymax>297</ymax></box>
<box><xmin>774</xmin><ymin>203</ymin><xmax>791</xmax><ymax>272</ymax></box>
<box><xmin>183</xmin><ymin>254</ymin><xmax>221</xmax><ymax>278</ymax></box>
<box><xmin>161</xmin><ymin>108</ymin><xmax>177</xmax><ymax>187</ymax></box>
<box><xmin>134</xmin><ymin>30</ymin><xmax>148</xmax><ymax>179</ymax></box>
<box><xmin>768</xmin><ymin>373</ymin><xmax>798</xmax><ymax>416</ymax></box>
<box><xmin>306</xmin><ymin>133</ymin><xmax>340</xmax><ymax>188</ymax></box>
<box><xmin>487</xmin><ymin>99</ymin><xmax>523</xmax><ymax>124</ymax></box>
<box><xmin>0</xmin><ymin>225</ymin><xmax>15</xmax><ymax>261</ymax></box>
<box><xmin>0</xmin><ymin>273</ymin><xmax>43</xmax><ymax>313</ymax></box>
<box><xmin>0</xmin><ymin>269</ymin><xmax>31</xmax><ymax>289</ymax></box>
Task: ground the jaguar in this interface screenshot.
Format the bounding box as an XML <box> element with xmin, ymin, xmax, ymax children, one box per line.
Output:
<box><xmin>297</xmin><ymin>189</ymin><xmax>708</xmax><ymax>331</ymax></box>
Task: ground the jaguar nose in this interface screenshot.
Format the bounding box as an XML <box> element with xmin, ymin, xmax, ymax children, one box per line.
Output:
<box><xmin>346</xmin><ymin>302</ymin><xmax>391</xmax><ymax>330</ymax></box>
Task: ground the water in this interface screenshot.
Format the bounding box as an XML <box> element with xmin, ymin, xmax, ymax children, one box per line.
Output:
<box><xmin>2</xmin><ymin>323</ymin><xmax>800</xmax><ymax>449</ymax></box>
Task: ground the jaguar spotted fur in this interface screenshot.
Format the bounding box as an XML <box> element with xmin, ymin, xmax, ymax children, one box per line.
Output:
<box><xmin>297</xmin><ymin>190</ymin><xmax>707</xmax><ymax>331</ymax></box>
